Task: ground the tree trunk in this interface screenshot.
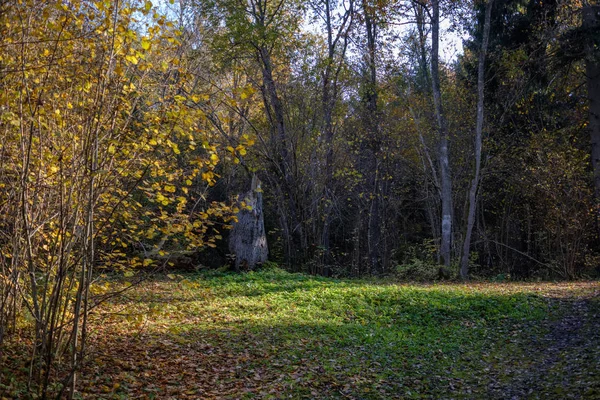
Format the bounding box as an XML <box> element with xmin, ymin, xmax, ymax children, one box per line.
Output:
<box><xmin>362</xmin><ymin>0</ymin><xmax>382</xmax><ymax>275</ymax></box>
<box><xmin>460</xmin><ymin>0</ymin><xmax>493</xmax><ymax>280</ymax></box>
<box><xmin>319</xmin><ymin>0</ymin><xmax>351</xmax><ymax>276</ymax></box>
<box><xmin>413</xmin><ymin>1</ymin><xmax>431</xmax><ymax>90</ymax></box>
<box><xmin>431</xmin><ymin>0</ymin><xmax>453</xmax><ymax>271</ymax></box>
<box><xmin>257</xmin><ymin>45</ymin><xmax>303</xmax><ymax>266</ymax></box>
<box><xmin>584</xmin><ymin>6</ymin><xmax>600</xmax><ymax>235</ymax></box>
<box><xmin>228</xmin><ymin>175</ymin><xmax>268</xmax><ymax>271</ymax></box>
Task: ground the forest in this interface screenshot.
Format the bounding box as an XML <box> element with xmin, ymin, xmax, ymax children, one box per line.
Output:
<box><xmin>1</xmin><ymin>0</ymin><xmax>600</xmax><ymax>398</ymax></box>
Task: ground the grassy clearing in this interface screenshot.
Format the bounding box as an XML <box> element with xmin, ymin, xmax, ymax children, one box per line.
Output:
<box><xmin>2</xmin><ymin>268</ymin><xmax>599</xmax><ymax>399</ymax></box>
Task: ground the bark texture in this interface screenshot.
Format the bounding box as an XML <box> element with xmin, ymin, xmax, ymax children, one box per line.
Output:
<box><xmin>362</xmin><ymin>0</ymin><xmax>383</xmax><ymax>275</ymax></box>
<box><xmin>431</xmin><ymin>0</ymin><xmax>453</xmax><ymax>269</ymax></box>
<box><xmin>460</xmin><ymin>0</ymin><xmax>493</xmax><ymax>280</ymax></box>
<box><xmin>229</xmin><ymin>176</ymin><xmax>268</xmax><ymax>271</ymax></box>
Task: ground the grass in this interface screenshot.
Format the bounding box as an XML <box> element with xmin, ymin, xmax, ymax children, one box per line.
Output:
<box><xmin>2</xmin><ymin>268</ymin><xmax>599</xmax><ymax>399</ymax></box>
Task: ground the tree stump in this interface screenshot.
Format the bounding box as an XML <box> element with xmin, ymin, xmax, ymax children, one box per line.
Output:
<box><xmin>228</xmin><ymin>175</ymin><xmax>268</xmax><ymax>271</ymax></box>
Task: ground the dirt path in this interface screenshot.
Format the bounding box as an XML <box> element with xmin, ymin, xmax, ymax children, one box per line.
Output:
<box><xmin>488</xmin><ymin>294</ymin><xmax>600</xmax><ymax>399</ymax></box>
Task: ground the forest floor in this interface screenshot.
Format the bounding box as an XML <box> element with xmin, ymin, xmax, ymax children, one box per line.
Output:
<box><xmin>1</xmin><ymin>268</ymin><xmax>599</xmax><ymax>399</ymax></box>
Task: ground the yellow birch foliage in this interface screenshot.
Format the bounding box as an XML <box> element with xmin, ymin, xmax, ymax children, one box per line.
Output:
<box><xmin>0</xmin><ymin>0</ymin><xmax>232</xmax><ymax>351</ymax></box>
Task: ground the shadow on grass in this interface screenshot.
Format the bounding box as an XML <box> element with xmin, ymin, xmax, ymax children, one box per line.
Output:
<box><xmin>4</xmin><ymin>275</ymin><xmax>598</xmax><ymax>399</ymax></box>
<box><xmin>83</xmin><ymin>319</ymin><xmax>494</xmax><ymax>399</ymax></box>
<box><xmin>78</xmin><ymin>275</ymin><xmax>556</xmax><ymax>399</ymax></box>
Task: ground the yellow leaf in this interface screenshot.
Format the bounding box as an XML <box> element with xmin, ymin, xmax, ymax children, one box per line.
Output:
<box><xmin>168</xmin><ymin>141</ymin><xmax>180</xmax><ymax>154</ymax></box>
<box><xmin>126</xmin><ymin>55</ymin><xmax>138</xmax><ymax>65</ymax></box>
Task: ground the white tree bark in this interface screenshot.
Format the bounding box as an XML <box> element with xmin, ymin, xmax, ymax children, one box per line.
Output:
<box><xmin>431</xmin><ymin>0</ymin><xmax>453</xmax><ymax>269</ymax></box>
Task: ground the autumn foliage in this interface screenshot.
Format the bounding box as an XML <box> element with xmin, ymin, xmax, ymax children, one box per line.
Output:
<box><xmin>0</xmin><ymin>0</ymin><xmax>233</xmax><ymax>396</ymax></box>
<box><xmin>1</xmin><ymin>0</ymin><xmax>600</xmax><ymax>397</ymax></box>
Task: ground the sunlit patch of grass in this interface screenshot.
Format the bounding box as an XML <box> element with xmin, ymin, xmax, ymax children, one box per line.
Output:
<box><xmin>3</xmin><ymin>269</ymin><xmax>598</xmax><ymax>399</ymax></box>
<box><xmin>86</xmin><ymin>269</ymin><xmax>556</xmax><ymax>398</ymax></box>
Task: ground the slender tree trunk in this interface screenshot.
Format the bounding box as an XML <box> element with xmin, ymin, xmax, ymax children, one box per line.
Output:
<box><xmin>584</xmin><ymin>6</ymin><xmax>600</xmax><ymax>236</ymax></box>
<box><xmin>408</xmin><ymin>3</ymin><xmax>441</xmax><ymax>258</ymax></box>
<box><xmin>431</xmin><ymin>0</ymin><xmax>453</xmax><ymax>270</ymax></box>
<box><xmin>413</xmin><ymin>2</ymin><xmax>430</xmax><ymax>89</ymax></box>
<box><xmin>362</xmin><ymin>0</ymin><xmax>382</xmax><ymax>274</ymax></box>
<box><xmin>321</xmin><ymin>22</ymin><xmax>334</xmax><ymax>274</ymax></box>
<box><xmin>460</xmin><ymin>0</ymin><xmax>493</xmax><ymax>280</ymax></box>
<box><xmin>257</xmin><ymin>45</ymin><xmax>302</xmax><ymax>266</ymax></box>
<box><xmin>319</xmin><ymin>0</ymin><xmax>351</xmax><ymax>275</ymax></box>
<box><xmin>259</xmin><ymin>47</ymin><xmax>288</xmax><ymax>170</ymax></box>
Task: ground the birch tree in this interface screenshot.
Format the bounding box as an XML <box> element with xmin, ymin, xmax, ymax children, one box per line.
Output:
<box><xmin>430</xmin><ymin>0</ymin><xmax>453</xmax><ymax>271</ymax></box>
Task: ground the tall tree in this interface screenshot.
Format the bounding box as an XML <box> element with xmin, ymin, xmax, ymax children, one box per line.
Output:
<box><xmin>430</xmin><ymin>0</ymin><xmax>453</xmax><ymax>270</ymax></box>
<box><xmin>201</xmin><ymin>0</ymin><xmax>306</xmax><ymax>265</ymax></box>
<box><xmin>313</xmin><ymin>0</ymin><xmax>353</xmax><ymax>274</ymax></box>
<box><xmin>460</xmin><ymin>0</ymin><xmax>493</xmax><ymax>279</ymax></box>
<box><xmin>361</xmin><ymin>0</ymin><xmax>384</xmax><ymax>274</ymax></box>
<box><xmin>584</xmin><ymin>5</ymin><xmax>600</xmax><ymax>232</ymax></box>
